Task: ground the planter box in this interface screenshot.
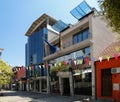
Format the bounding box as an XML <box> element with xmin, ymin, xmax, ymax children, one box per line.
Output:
<box><xmin>57</xmin><ymin>71</ymin><xmax>72</xmax><ymax>77</ymax></box>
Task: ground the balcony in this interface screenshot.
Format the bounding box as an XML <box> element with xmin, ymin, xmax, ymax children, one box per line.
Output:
<box><xmin>43</xmin><ymin>38</ymin><xmax>92</xmax><ymax>61</ymax></box>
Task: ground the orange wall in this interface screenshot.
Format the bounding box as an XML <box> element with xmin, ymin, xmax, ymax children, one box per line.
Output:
<box><xmin>95</xmin><ymin>57</ymin><xmax>120</xmax><ymax>99</ymax></box>
<box><xmin>17</xmin><ymin>67</ymin><xmax>26</xmax><ymax>80</ymax></box>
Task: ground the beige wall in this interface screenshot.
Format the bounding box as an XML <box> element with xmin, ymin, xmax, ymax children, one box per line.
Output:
<box><xmin>48</xmin><ymin>30</ymin><xmax>58</xmax><ymax>42</ymax></box>
<box><xmin>91</xmin><ymin>15</ymin><xmax>116</xmax><ymax>59</ymax></box>
<box><xmin>45</xmin><ymin>12</ymin><xmax>118</xmax><ymax>61</ymax></box>
<box><xmin>61</xmin><ymin>17</ymin><xmax>89</xmax><ymax>50</ymax></box>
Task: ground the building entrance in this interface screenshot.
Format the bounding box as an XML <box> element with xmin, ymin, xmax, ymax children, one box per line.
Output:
<box><xmin>63</xmin><ymin>78</ymin><xmax>70</xmax><ymax>95</ymax></box>
<box><xmin>36</xmin><ymin>80</ymin><xmax>39</xmax><ymax>92</ymax></box>
<box><xmin>101</xmin><ymin>69</ymin><xmax>112</xmax><ymax>96</ymax></box>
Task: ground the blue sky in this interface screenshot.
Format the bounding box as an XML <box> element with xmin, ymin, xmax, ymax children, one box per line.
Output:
<box><xmin>0</xmin><ymin>0</ymin><xmax>99</xmax><ymax>67</ymax></box>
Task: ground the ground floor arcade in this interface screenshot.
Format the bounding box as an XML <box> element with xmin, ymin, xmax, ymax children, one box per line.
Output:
<box><xmin>26</xmin><ymin>76</ymin><xmax>50</xmax><ymax>93</ymax></box>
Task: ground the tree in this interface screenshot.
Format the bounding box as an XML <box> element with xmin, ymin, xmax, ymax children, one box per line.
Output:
<box><xmin>98</xmin><ymin>0</ymin><xmax>120</xmax><ymax>34</ymax></box>
<box><xmin>0</xmin><ymin>59</ymin><xmax>13</xmax><ymax>86</ymax></box>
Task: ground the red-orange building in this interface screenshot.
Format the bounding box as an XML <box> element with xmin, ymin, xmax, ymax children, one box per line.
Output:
<box><xmin>95</xmin><ymin>42</ymin><xmax>120</xmax><ymax>102</ymax></box>
<box><xmin>17</xmin><ymin>66</ymin><xmax>26</xmax><ymax>80</ymax></box>
<box><xmin>12</xmin><ymin>66</ymin><xmax>26</xmax><ymax>91</ymax></box>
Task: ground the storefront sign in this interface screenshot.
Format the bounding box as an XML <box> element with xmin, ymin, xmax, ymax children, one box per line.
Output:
<box><xmin>113</xmin><ymin>83</ymin><xmax>119</xmax><ymax>91</ymax></box>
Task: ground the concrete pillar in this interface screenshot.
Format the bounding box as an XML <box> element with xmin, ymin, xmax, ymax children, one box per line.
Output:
<box><xmin>59</xmin><ymin>77</ymin><xmax>63</xmax><ymax>95</ymax></box>
<box><xmin>46</xmin><ymin>61</ymin><xmax>50</xmax><ymax>94</ymax></box>
<box><xmin>69</xmin><ymin>73</ymin><xmax>74</xmax><ymax>96</ymax></box>
<box><xmin>26</xmin><ymin>80</ymin><xmax>29</xmax><ymax>91</ymax></box>
<box><xmin>28</xmin><ymin>80</ymin><xmax>30</xmax><ymax>91</ymax></box>
<box><xmin>47</xmin><ymin>76</ymin><xmax>50</xmax><ymax>94</ymax></box>
<box><xmin>39</xmin><ymin>79</ymin><xmax>41</xmax><ymax>93</ymax></box>
<box><xmin>92</xmin><ymin>64</ymin><xmax>96</xmax><ymax>99</ymax></box>
<box><xmin>30</xmin><ymin>82</ymin><xmax>32</xmax><ymax>91</ymax></box>
<box><xmin>34</xmin><ymin>80</ymin><xmax>36</xmax><ymax>92</ymax></box>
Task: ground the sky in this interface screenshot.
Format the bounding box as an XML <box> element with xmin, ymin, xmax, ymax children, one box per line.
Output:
<box><xmin>0</xmin><ymin>0</ymin><xmax>100</xmax><ymax>67</ymax></box>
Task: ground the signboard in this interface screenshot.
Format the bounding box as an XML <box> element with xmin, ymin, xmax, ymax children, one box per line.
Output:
<box><xmin>113</xmin><ymin>83</ymin><xmax>119</xmax><ymax>91</ymax></box>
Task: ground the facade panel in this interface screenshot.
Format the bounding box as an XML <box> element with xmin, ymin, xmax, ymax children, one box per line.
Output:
<box><xmin>26</xmin><ymin>28</ymin><xmax>48</xmax><ymax>66</ymax></box>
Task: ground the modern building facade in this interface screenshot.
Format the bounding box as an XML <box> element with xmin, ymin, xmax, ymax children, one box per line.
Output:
<box><xmin>43</xmin><ymin>1</ymin><xmax>117</xmax><ymax>98</ymax></box>
<box><xmin>25</xmin><ymin>1</ymin><xmax>118</xmax><ymax>99</ymax></box>
<box><xmin>95</xmin><ymin>42</ymin><xmax>120</xmax><ymax>102</ymax></box>
<box><xmin>25</xmin><ymin>14</ymin><xmax>58</xmax><ymax>93</ymax></box>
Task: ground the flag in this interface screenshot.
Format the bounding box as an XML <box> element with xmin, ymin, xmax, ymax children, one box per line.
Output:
<box><xmin>114</xmin><ymin>54</ymin><xmax>118</xmax><ymax>60</ymax></box>
<box><xmin>99</xmin><ymin>56</ymin><xmax>103</xmax><ymax>62</ymax></box>
<box><xmin>85</xmin><ymin>57</ymin><xmax>89</xmax><ymax>64</ymax></box>
<box><xmin>106</xmin><ymin>55</ymin><xmax>110</xmax><ymax>61</ymax></box>
<box><xmin>43</xmin><ymin>38</ymin><xmax>56</xmax><ymax>53</ymax></box>
<box><xmin>58</xmin><ymin>33</ymin><xmax>62</xmax><ymax>51</ymax></box>
<box><xmin>80</xmin><ymin>59</ymin><xmax>83</xmax><ymax>64</ymax></box>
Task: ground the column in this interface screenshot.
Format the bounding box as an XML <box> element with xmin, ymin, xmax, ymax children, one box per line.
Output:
<box><xmin>46</xmin><ymin>61</ymin><xmax>50</xmax><ymax>94</ymax></box>
<box><xmin>34</xmin><ymin>80</ymin><xmax>36</xmax><ymax>92</ymax></box>
<box><xmin>92</xmin><ymin>63</ymin><xmax>96</xmax><ymax>99</ymax></box>
<box><xmin>26</xmin><ymin>80</ymin><xmax>29</xmax><ymax>91</ymax></box>
<box><xmin>47</xmin><ymin>76</ymin><xmax>50</xmax><ymax>94</ymax></box>
<box><xmin>39</xmin><ymin>79</ymin><xmax>41</xmax><ymax>93</ymax></box>
<box><xmin>59</xmin><ymin>77</ymin><xmax>63</xmax><ymax>95</ymax></box>
<box><xmin>69</xmin><ymin>73</ymin><xmax>74</xmax><ymax>96</ymax></box>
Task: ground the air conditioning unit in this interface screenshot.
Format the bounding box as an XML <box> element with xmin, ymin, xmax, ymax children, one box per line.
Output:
<box><xmin>111</xmin><ymin>67</ymin><xmax>120</xmax><ymax>74</ymax></box>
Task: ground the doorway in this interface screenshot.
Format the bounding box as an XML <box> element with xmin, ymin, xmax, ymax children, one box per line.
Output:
<box><xmin>101</xmin><ymin>69</ymin><xmax>112</xmax><ymax>96</ymax></box>
<box><xmin>63</xmin><ymin>78</ymin><xmax>70</xmax><ymax>95</ymax></box>
<box><xmin>36</xmin><ymin>80</ymin><xmax>39</xmax><ymax>92</ymax></box>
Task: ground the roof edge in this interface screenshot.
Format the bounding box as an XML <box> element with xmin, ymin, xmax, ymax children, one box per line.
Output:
<box><xmin>25</xmin><ymin>13</ymin><xmax>57</xmax><ymax>36</ymax></box>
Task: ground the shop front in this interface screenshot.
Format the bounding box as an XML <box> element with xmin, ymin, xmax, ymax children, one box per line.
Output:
<box><xmin>57</xmin><ymin>71</ymin><xmax>74</xmax><ymax>96</ymax></box>
<box><xmin>95</xmin><ymin>58</ymin><xmax>120</xmax><ymax>102</ymax></box>
<box><xmin>73</xmin><ymin>67</ymin><xmax>92</xmax><ymax>96</ymax></box>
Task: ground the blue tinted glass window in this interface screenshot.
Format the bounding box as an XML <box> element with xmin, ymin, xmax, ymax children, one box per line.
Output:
<box><xmin>70</xmin><ymin>1</ymin><xmax>92</xmax><ymax>20</ymax></box>
<box><xmin>70</xmin><ymin>8</ymin><xmax>83</xmax><ymax>20</ymax></box>
<box><xmin>83</xmin><ymin>31</ymin><xmax>88</xmax><ymax>40</ymax></box>
<box><xmin>85</xmin><ymin>47</ymin><xmax>90</xmax><ymax>56</ymax></box>
<box><xmin>76</xmin><ymin>6</ymin><xmax>86</xmax><ymax>16</ymax></box>
<box><xmin>79</xmin><ymin>1</ymin><xmax>92</xmax><ymax>14</ymax></box>
<box><xmin>73</xmin><ymin>28</ymin><xmax>89</xmax><ymax>44</ymax></box>
<box><xmin>52</xmin><ymin>20</ymin><xmax>69</xmax><ymax>32</ymax></box>
<box><xmin>78</xmin><ymin>33</ymin><xmax>83</xmax><ymax>42</ymax></box>
<box><xmin>73</xmin><ymin>35</ymin><xmax>78</xmax><ymax>44</ymax></box>
<box><xmin>83</xmin><ymin>29</ymin><xmax>89</xmax><ymax>40</ymax></box>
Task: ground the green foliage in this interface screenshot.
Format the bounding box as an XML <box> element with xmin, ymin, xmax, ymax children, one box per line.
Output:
<box><xmin>50</xmin><ymin>61</ymin><xmax>70</xmax><ymax>75</ymax></box>
<box><xmin>50</xmin><ymin>66</ymin><xmax>57</xmax><ymax>77</ymax></box>
<box><xmin>0</xmin><ymin>59</ymin><xmax>13</xmax><ymax>85</ymax></box>
<box><xmin>98</xmin><ymin>0</ymin><xmax>120</xmax><ymax>34</ymax></box>
<box><xmin>35</xmin><ymin>70</ymin><xmax>39</xmax><ymax>77</ymax></box>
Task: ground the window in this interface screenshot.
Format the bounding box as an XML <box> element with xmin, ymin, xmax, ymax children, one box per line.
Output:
<box><xmin>85</xmin><ymin>47</ymin><xmax>90</xmax><ymax>56</ymax></box>
<box><xmin>78</xmin><ymin>33</ymin><xmax>83</xmax><ymax>42</ymax></box>
<box><xmin>76</xmin><ymin>50</ymin><xmax>84</xmax><ymax>58</ymax></box>
<box><xmin>83</xmin><ymin>30</ymin><xmax>88</xmax><ymax>40</ymax></box>
<box><xmin>73</xmin><ymin>28</ymin><xmax>90</xmax><ymax>44</ymax></box>
<box><xmin>73</xmin><ymin>35</ymin><xmax>78</xmax><ymax>44</ymax></box>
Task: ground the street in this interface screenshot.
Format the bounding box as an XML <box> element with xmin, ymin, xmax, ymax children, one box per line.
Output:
<box><xmin>0</xmin><ymin>90</ymin><xmax>114</xmax><ymax>102</ymax></box>
<box><xmin>0</xmin><ymin>90</ymin><xmax>89</xmax><ymax>102</ymax></box>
